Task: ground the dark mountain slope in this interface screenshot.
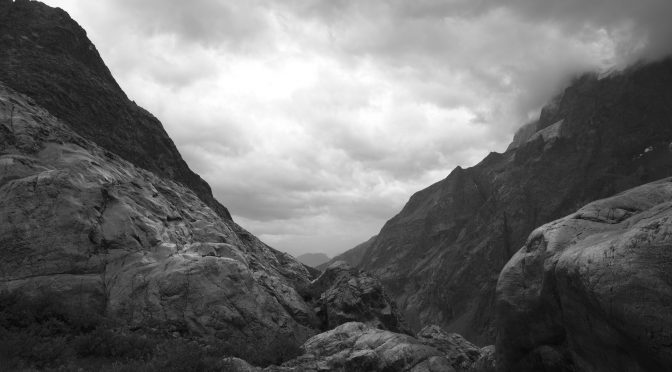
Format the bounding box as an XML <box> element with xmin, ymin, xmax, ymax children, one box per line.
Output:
<box><xmin>0</xmin><ymin>0</ymin><xmax>231</xmax><ymax>220</ymax></box>
<box><xmin>353</xmin><ymin>58</ymin><xmax>672</xmax><ymax>344</ymax></box>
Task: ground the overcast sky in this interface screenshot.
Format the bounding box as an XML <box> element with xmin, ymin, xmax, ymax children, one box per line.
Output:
<box><xmin>42</xmin><ymin>0</ymin><xmax>672</xmax><ymax>257</ymax></box>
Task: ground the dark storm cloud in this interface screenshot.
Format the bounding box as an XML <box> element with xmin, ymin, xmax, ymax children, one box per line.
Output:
<box><xmin>115</xmin><ymin>0</ymin><xmax>271</xmax><ymax>49</ymax></box>
<box><xmin>42</xmin><ymin>0</ymin><xmax>672</xmax><ymax>256</ymax></box>
<box><xmin>446</xmin><ymin>0</ymin><xmax>672</xmax><ymax>62</ymax></box>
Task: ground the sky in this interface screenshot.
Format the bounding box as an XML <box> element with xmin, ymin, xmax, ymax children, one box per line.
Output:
<box><xmin>42</xmin><ymin>0</ymin><xmax>672</xmax><ymax>257</ymax></box>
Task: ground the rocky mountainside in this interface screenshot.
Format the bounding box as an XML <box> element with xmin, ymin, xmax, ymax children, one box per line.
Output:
<box><xmin>0</xmin><ymin>0</ymin><xmax>231</xmax><ymax>220</ymax></box>
<box><xmin>0</xmin><ymin>77</ymin><xmax>421</xmax><ymax>368</ymax></box>
<box><xmin>497</xmin><ymin>177</ymin><xmax>672</xmax><ymax>371</ymax></box>
<box><xmin>0</xmin><ymin>81</ymin><xmax>316</xmax><ymax>364</ymax></box>
<box><xmin>0</xmin><ymin>2</ymin><xmax>473</xmax><ymax>368</ymax></box>
<box><xmin>342</xmin><ymin>58</ymin><xmax>672</xmax><ymax>343</ymax></box>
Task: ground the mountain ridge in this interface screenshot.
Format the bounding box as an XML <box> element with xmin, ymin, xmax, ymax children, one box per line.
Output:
<box><xmin>0</xmin><ymin>0</ymin><xmax>232</xmax><ymax>221</ymax></box>
<box><xmin>341</xmin><ymin>58</ymin><xmax>672</xmax><ymax>343</ymax></box>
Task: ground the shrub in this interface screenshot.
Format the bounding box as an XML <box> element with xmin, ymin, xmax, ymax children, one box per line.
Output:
<box><xmin>73</xmin><ymin>328</ymin><xmax>155</xmax><ymax>360</ymax></box>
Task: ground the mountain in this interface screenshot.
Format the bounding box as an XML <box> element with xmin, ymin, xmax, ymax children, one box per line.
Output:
<box><xmin>296</xmin><ymin>253</ymin><xmax>330</xmax><ymax>268</ymax></box>
<box><xmin>342</xmin><ymin>58</ymin><xmax>672</xmax><ymax>344</ymax></box>
<box><xmin>317</xmin><ymin>234</ymin><xmax>377</xmax><ymax>270</ymax></box>
<box><xmin>0</xmin><ymin>0</ymin><xmax>231</xmax><ymax>220</ymax></box>
<box><xmin>0</xmin><ymin>79</ymin><xmax>414</xmax><ymax>367</ymax></box>
<box><xmin>0</xmin><ymin>80</ymin><xmax>316</xmax><ymax>365</ymax></box>
<box><xmin>0</xmin><ymin>1</ymin><xmax>311</xmax><ymax>367</ymax></box>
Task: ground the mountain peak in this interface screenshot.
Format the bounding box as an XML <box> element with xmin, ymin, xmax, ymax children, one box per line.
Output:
<box><xmin>0</xmin><ymin>0</ymin><xmax>232</xmax><ymax>220</ymax></box>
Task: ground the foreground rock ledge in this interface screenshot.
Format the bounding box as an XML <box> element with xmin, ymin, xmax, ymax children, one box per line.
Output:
<box><xmin>228</xmin><ymin>322</ymin><xmax>496</xmax><ymax>372</ymax></box>
<box><xmin>496</xmin><ymin>177</ymin><xmax>672</xmax><ymax>372</ymax></box>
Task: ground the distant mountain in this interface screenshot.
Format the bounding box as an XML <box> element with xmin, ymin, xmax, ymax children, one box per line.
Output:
<box><xmin>340</xmin><ymin>58</ymin><xmax>672</xmax><ymax>344</ymax></box>
<box><xmin>296</xmin><ymin>253</ymin><xmax>331</xmax><ymax>268</ymax></box>
<box><xmin>317</xmin><ymin>235</ymin><xmax>377</xmax><ymax>270</ymax></box>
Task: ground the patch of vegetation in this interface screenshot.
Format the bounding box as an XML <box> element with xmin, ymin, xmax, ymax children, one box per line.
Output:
<box><xmin>0</xmin><ymin>291</ymin><xmax>239</xmax><ymax>371</ymax></box>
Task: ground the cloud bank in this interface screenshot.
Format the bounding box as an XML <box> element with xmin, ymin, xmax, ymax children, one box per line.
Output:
<box><xmin>43</xmin><ymin>0</ymin><xmax>672</xmax><ymax>256</ymax></box>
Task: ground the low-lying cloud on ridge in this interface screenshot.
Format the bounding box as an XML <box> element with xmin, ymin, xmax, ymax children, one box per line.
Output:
<box><xmin>43</xmin><ymin>0</ymin><xmax>672</xmax><ymax>256</ymax></box>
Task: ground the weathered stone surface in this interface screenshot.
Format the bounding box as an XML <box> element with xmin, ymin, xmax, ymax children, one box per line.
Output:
<box><xmin>0</xmin><ymin>0</ymin><xmax>231</xmax><ymax>220</ymax></box>
<box><xmin>342</xmin><ymin>59</ymin><xmax>672</xmax><ymax>343</ymax></box>
<box><xmin>417</xmin><ymin>325</ymin><xmax>482</xmax><ymax>370</ymax></box>
<box><xmin>496</xmin><ymin>178</ymin><xmax>672</xmax><ymax>372</ymax></box>
<box><xmin>470</xmin><ymin>346</ymin><xmax>496</xmax><ymax>372</ymax></box>
<box><xmin>231</xmin><ymin>322</ymin><xmax>494</xmax><ymax>372</ymax></box>
<box><xmin>0</xmin><ymin>83</ymin><xmax>316</xmax><ymax>364</ymax></box>
<box><xmin>267</xmin><ymin>322</ymin><xmax>456</xmax><ymax>372</ymax></box>
<box><xmin>306</xmin><ymin>261</ymin><xmax>407</xmax><ymax>333</ymax></box>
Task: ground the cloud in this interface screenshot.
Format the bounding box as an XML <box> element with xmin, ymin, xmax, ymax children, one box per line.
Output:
<box><xmin>41</xmin><ymin>0</ymin><xmax>672</xmax><ymax>256</ymax></box>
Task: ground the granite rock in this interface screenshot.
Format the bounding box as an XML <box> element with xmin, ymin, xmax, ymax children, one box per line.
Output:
<box><xmin>496</xmin><ymin>178</ymin><xmax>672</xmax><ymax>372</ymax></box>
<box><xmin>0</xmin><ymin>83</ymin><xmax>316</xmax><ymax>364</ymax></box>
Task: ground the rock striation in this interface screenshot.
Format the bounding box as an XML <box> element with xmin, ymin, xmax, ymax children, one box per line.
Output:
<box><xmin>496</xmin><ymin>178</ymin><xmax>672</xmax><ymax>372</ymax></box>
<box><xmin>342</xmin><ymin>58</ymin><xmax>672</xmax><ymax>343</ymax></box>
<box><xmin>0</xmin><ymin>0</ymin><xmax>231</xmax><ymax>220</ymax></box>
<box><xmin>0</xmin><ymin>82</ymin><xmax>315</xmax><ymax>364</ymax></box>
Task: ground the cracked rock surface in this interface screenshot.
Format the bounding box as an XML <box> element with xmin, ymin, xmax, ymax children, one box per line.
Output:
<box><xmin>0</xmin><ymin>82</ymin><xmax>317</xmax><ymax>363</ymax></box>
<box><xmin>496</xmin><ymin>178</ymin><xmax>672</xmax><ymax>372</ymax></box>
<box><xmin>306</xmin><ymin>261</ymin><xmax>408</xmax><ymax>333</ymax></box>
<box><xmin>228</xmin><ymin>322</ymin><xmax>496</xmax><ymax>372</ymax></box>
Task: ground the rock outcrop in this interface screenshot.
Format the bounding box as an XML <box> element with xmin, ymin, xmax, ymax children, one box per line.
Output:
<box><xmin>306</xmin><ymin>261</ymin><xmax>407</xmax><ymax>333</ymax></box>
<box><xmin>496</xmin><ymin>178</ymin><xmax>672</xmax><ymax>372</ymax></box>
<box><xmin>228</xmin><ymin>322</ymin><xmax>495</xmax><ymax>372</ymax></box>
<box><xmin>0</xmin><ymin>82</ymin><xmax>315</xmax><ymax>364</ymax></box>
<box><xmin>342</xmin><ymin>58</ymin><xmax>672</xmax><ymax>343</ymax></box>
<box><xmin>0</xmin><ymin>0</ymin><xmax>231</xmax><ymax>220</ymax></box>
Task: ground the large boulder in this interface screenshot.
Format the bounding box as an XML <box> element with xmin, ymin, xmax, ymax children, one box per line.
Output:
<box><xmin>306</xmin><ymin>261</ymin><xmax>408</xmax><ymax>333</ymax></box>
<box><xmin>496</xmin><ymin>178</ymin><xmax>672</xmax><ymax>371</ymax></box>
<box><xmin>416</xmin><ymin>325</ymin><xmax>482</xmax><ymax>370</ymax></box>
<box><xmin>0</xmin><ymin>83</ymin><xmax>316</xmax><ymax>364</ymax></box>
<box><xmin>267</xmin><ymin>322</ymin><xmax>455</xmax><ymax>372</ymax></box>
<box><xmin>228</xmin><ymin>322</ymin><xmax>495</xmax><ymax>372</ymax></box>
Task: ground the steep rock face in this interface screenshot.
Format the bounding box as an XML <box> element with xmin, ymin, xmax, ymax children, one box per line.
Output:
<box><xmin>306</xmin><ymin>261</ymin><xmax>407</xmax><ymax>333</ymax></box>
<box><xmin>351</xmin><ymin>59</ymin><xmax>672</xmax><ymax>343</ymax></box>
<box><xmin>0</xmin><ymin>83</ymin><xmax>315</xmax><ymax>364</ymax></box>
<box><xmin>496</xmin><ymin>178</ymin><xmax>672</xmax><ymax>372</ymax></box>
<box><xmin>0</xmin><ymin>0</ymin><xmax>231</xmax><ymax>220</ymax></box>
